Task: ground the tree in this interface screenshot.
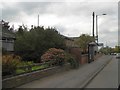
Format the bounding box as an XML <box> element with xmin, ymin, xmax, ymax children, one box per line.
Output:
<box><xmin>99</xmin><ymin>46</ymin><xmax>114</xmax><ymax>54</ymax></box>
<box><xmin>76</xmin><ymin>34</ymin><xmax>95</xmax><ymax>53</ymax></box>
<box><xmin>15</xmin><ymin>26</ymin><xmax>65</xmax><ymax>62</ymax></box>
<box><xmin>1</xmin><ymin>20</ymin><xmax>14</xmax><ymax>33</ymax></box>
<box><xmin>17</xmin><ymin>26</ymin><xmax>24</xmax><ymax>35</ymax></box>
<box><xmin>114</xmin><ymin>46</ymin><xmax>120</xmax><ymax>53</ymax></box>
<box><xmin>1</xmin><ymin>20</ymin><xmax>10</xmax><ymax>31</ymax></box>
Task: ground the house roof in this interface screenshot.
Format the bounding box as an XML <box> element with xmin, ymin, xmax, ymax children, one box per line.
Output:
<box><xmin>62</xmin><ymin>35</ymin><xmax>79</xmax><ymax>41</ymax></box>
<box><xmin>88</xmin><ymin>41</ymin><xmax>97</xmax><ymax>46</ymax></box>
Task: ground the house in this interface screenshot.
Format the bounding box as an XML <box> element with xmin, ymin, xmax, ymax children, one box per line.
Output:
<box><xmin>0</xmin><ymin>20</ymin><xmax>16</xmax><ymax>52</ymax></box>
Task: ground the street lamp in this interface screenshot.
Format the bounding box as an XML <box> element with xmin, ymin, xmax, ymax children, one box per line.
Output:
<box><xmin>89</xmin><ymin>12</ymin><xmax>106</xmax><ymax>63</ymax></box>
<box><xmin>96</xmin><ymin>13</ymin><xmax>107</xmax><ymax>43</ymax></box>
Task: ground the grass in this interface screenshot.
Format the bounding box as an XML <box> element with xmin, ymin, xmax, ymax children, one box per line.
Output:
<box><xmin>33</xmin><ymin>64</ymin><xmax>49</xmax><ymax>70</ymax></box>
<box><xmin>16</xmin><ymin>64</ymin><xmax>49</xmax><ymax>74</ymax></box>
<box><xmin>16</xmin><ymin>69</ymin><xmax>26</xmax><ymax>74</ymax></box>
<box><xmin>32</xmin><ymin>65</ymin><xmax>45</xmax><ymax>71</ymax></box>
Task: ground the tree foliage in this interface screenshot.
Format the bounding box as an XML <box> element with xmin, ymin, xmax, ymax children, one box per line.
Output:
<box><xmin>1</xmin><ymin>20</ymin><xmax>14</xmax><ymax>34</ymax></box>
<box><xmin>15</xmin><ymin>26</ymin><xmax>65</xmax><ymax>62</ymax></box>
<box><xmin>99</xmin><ymin>46</ymin><xmax>114</xmax><ymax>54</ymax></box>
<box><xmin>114</xmin><ymin>46</ymin><xmax>120</xmax><ymax>53</ymax></box>
<box><xmin>99</xmin><ymin>45</ymin><xmax>120</xmax><ymax>54</ymax></box>
<box><xmin>76</xmin><ymin>34</ymin><xmax>95</xmax><ymax>53</ymax></box>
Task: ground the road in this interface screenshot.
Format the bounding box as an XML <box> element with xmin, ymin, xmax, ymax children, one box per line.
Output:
<box><xmin>17</xmin><ymin>55</ymin><xmax>113</xmax><ymax>88</ymax></box>
<box><xmin>85</xmin><ymin>56</ymin><xmax>118</xmax><ymax>88</ymax></box>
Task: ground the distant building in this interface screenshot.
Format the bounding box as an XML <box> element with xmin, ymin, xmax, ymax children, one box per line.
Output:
<box><xmin>0</xmin><ymin>20</ymin><xmax>16</xmax><ymax>52</ymax></box>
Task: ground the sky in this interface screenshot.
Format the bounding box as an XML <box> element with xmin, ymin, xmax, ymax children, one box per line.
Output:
<box><xmin>0</xmin><ymin>0</ymin><xmax>119</xmax><ymax>47</ymax></box>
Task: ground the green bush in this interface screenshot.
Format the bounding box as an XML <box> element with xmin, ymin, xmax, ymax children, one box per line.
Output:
<box><xmin>2</xmin><ymin>54</ymin><xmax>21</xmax><ymax>76</ymax></box>
<box><xmin>17</xmin><ymin>61</ymin><xmax>34</xmax><ymax>67</ymax></box>
<box><xmin>65</xmin><ymin>54</ymin><xmax>79</xmax><ymax>69</ymax></box>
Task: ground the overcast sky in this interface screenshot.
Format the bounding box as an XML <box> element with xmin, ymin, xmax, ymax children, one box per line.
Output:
<box><xmin>1</xmin><ymin>0</ymin><xmax>119</xmax><ymax>47</ymax></box>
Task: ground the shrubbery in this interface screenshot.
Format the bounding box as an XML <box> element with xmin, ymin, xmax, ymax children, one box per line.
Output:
<box><xmin>17</xmin><ymin>61</ymin><xmax>34</xmax><ymax>67</ymax></box>
<box><xmin>41</xmin><ymin>48</ymin><xmax>80</xmax><ymax>68</ymax></box>
<box><xmin>66</xmin><ymin>54</ymin><xmax>79</xmax><ymax>69</ymax></box>
<box><xmin>15</xmin><ymin>26</ymin><xmax>65</xmax><ymax>62</ymax></box>
<box><xmin>41</xmin><ymin>48</ymin><xmax>66</xmax><ymax>66</ymax></box>
<box><xmin>2</xmin><ymin>54</ymin><xmax>21</xmax><ymax>76</ymax></box>
<box><xmin>2</xmin><ymin>49</ymin><xmax>80</xmax><ymax>77</ymax></box>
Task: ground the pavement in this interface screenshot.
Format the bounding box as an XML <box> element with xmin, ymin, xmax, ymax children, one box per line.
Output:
<box><xmin>17</xmin><ymin>55</ymin><xmax>113</xmax><ymax>88</ymax></box>
<box><xmin>85</xmin><ymin>56</ymin><xmax>118</xmax><ymax>88</ymax></box>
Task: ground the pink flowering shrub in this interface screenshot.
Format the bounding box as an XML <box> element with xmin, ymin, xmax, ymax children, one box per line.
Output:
<box><xmin>41</xmin><ymin>48</ymin><xmax>66</xmax><ymax>66</ymax></box>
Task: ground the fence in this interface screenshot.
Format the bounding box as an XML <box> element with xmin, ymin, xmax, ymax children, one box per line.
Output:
<box><xmin>2</xmin><ymin>61</ymin><xmax>59</xmax><ymax>79</ymax></box>
<box><xmin>2</xmin><ymin>63</ymin><xmax>71</xmax><ymax>88</ymax></box>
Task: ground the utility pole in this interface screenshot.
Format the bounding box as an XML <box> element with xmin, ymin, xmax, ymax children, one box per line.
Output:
<box><xmin>92</xmin><ymin>12</ymin><xmax>95</xmax><ymax>38</ymax></box>
<box><xmin>38</xmin><ymin>14</ymin><xmax>39</xmax><ymax>26</ymax></box>
<box><xmin>96</xmin><ymin>15</ymin><xmax>98</xmax><ymax>43</ymax></box>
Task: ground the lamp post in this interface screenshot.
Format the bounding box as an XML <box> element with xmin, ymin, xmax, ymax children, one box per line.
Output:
<box><xmin>89</xmin><ymin>12</ymin><xmax>106</xmax><ymax>63</ymax></box>
<box><xmin>96</xmin><ymin>13</ymin><xmax>106</xmax><ymax>43</ymax></box>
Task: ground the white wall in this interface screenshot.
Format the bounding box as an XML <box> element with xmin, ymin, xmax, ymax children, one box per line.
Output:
<box><xmin>2</xmin><ymin>40</ymin><xmax>14</xmax><ymax>51</ymax></box>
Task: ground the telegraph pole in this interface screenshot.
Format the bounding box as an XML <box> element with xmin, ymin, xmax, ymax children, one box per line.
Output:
<box><xmin>96</xmin><ymin>15</ymin><xmax>98</xmax><ymax>43</ymax></box>
<box><xmin>92</xmin><ymin>12</ymin><xmax>95</xmax><ymax>38</ymax></box>
<box><xmin>38</xmin><ymin>14</ymin><xmax>39</xmax><ymax>26</ymax></box>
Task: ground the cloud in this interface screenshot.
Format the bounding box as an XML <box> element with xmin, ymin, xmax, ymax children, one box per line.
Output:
<box><xmin>1</xmin><ymin>1</ymin><xmax>118</xmax><ymax>47</ymax></box>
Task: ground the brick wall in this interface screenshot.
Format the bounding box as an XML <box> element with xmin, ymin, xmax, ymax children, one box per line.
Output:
<box><xmin>68</xmin><ymin>47</ymin><xmax>81</xmax><ymax>63</ymax></box>
<box><xmin>68</xmin><ymin>47</ymin><xmax>102</xmax><ymax>64</ymax></box>
<box><xmin>68</xmin><ymin>47</ymin><xmax>89</xmax><ymax>64</ymax></box>
<box><xmin>81</xmin><ymin>54</ymin><xmax>88</xmax><ymax>64</ymax></box>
